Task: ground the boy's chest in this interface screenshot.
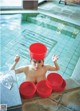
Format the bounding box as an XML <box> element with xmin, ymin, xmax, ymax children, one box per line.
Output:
<box><xmin>28</xmin><ymin>68</ymin><xmax>46</xmax><ymax>77</ymax></box>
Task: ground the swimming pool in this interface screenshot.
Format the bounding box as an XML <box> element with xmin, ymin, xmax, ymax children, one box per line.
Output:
<box><xmin>1</xmin><ymin>11</ymin><xmax>80</xmax><ymax>86</ymax></box>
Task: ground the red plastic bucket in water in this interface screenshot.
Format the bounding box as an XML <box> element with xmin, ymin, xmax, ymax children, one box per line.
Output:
<box><xmin>36</xmin><ymin>80</ymin><xmax>52</xmax><ymax>98</ymax></box>
<box><xmin>19</xmin><ymin>81</ymin><xmax>36</xmax><ymax>99</ymax></box>
<box><xmin>53</xmin><ymin>79</ymin><xmax>66</xmax><ymax>92</ymax></box>
<box><xmin>29</xmin><ymin>42</ymin><xmax>47</xmax><ymax>60</ymax></box>
<box><xmin>47</xmin><ymin>73</ymin><xmax>63</xmax><ymax>90</ymax></box>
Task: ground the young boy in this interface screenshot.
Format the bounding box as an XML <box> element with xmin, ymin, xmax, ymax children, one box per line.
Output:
<box><xmin>11</xmin><ymin>55</ymin><xmax>60</xmax><ymax>84</ymax></box>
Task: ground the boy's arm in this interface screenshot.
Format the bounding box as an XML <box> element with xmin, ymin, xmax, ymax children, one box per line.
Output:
<box><xmin>14</xmin><ymin>66</ymin><xmax>28</xmax><ymax>74</ymax></box>
<box><xmin>10</xmin><ymin>62</ymin><xmax>26</xmax><ymax>74</ymax></box>
<box><xmin>46</xmin><ymin>55</ymin><xmax>60</xmax><ymax>71</ymax></box>
<box><xmin>10</xmin><ymin>55</ymin><xmax>25</xmax><ymax>74</ymax></box>
<box><xmin>10</xmin><ymin>61</ymin><xmax>17</xmax><ymax>70</ymax></box>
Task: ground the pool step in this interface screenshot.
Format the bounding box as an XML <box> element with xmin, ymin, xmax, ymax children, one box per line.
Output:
<box><xmin>26</xmin><ymin>15</ymin><xmax>80</xmax><ymax>39</ymax></box>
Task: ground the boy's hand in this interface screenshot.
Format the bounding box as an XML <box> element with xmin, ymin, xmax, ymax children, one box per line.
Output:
<box><xmin>14</xmin><ymin>55</ymin><xmax>20</xmax><ymax>63</ymax></box>
<box><xmin>52</xmin><ymin>55</ymin><xmax>58</xmax><ymax>62</ymax></box>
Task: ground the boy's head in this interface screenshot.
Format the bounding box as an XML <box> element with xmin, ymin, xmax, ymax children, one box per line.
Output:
<box><xmin>29</xmin><ymin>43</ymin><xmax>47</xmax><ymax>70</ymax></box>
<box><xmin>31</xmin><ymin>58</ymin><xmax>44</xmax><ymax>70</ymax></box>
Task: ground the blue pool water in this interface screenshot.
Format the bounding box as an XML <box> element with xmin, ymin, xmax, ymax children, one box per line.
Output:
<box><xmin>0</xmin><ymin>12</ymin><xmax>80</xmax><ymax>86</ymax></box>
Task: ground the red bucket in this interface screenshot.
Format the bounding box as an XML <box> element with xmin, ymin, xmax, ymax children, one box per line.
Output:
<box><xmin>47</xmin><ymin>73</ymin><xmax>63</xmax><ymax>89</ymax></box>
<box><xmin>53</xmin><ymin>79</ymin><xmax>66</xmax><ymax>92</ymax></box>
<box><xmin>19</xmin><ymin>81</ymin><xmax>36</xmax><ymax>99</ymax></box>
<box><xmin>29</xmin><ymin>42</ymin><xmax>47</xmax><ymax>60</ymax></box>
<box><xmin>36</xmin><ymin>80</ymin><xmax>52</xmax><ymax>98</ymax></box>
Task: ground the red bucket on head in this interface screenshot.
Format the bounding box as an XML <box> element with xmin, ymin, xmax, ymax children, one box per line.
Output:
<box><xmin>36</xmin><ymin>80</ymin><xmax>52</xmax><ymax>98</ymax></box>
<box><xmin>47</xmin><ymin>73</ymin><xmax>63</xmax><ymax>90</ymax></box>
<box><xmin>19</xmin><ymin>81</ymin><xmax>36</xmax><ymax>99</ymax></box>
<box><xmin>29</xmin><ymin>42</ymin><xmax>47</xmax><ymax>60</ymax></box>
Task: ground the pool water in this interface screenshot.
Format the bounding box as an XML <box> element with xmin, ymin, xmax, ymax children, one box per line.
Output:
<box><xmin>0</xmin><ymin>12</ymin><xmax>80</xmax><ymax>86</ymax></box>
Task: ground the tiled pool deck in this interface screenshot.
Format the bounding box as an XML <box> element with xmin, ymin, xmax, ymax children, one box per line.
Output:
<box><xmin>38</xmin><ymin>1</ymin><xmax>80</xmax><ymax>25</ymax></box>
<box><xmin>0</xmin><ymin>2</ymin><xmax>80</xmax><ymax>86</ymax></box>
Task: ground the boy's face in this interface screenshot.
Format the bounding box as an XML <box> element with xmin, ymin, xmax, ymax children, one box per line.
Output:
<box><xmin>31</xmin><ymin>59</ymin><xmax>44</xmax><ymax>70</ymax></box>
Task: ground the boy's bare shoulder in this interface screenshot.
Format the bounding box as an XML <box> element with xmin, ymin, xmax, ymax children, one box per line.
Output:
<box><xmin>21</xmin><ymin>65</ymin><xmax>29</xmax><ymax>68</ymax></box>
<box><xmin>23</xmin><ymin>65</ymin><xmax>33</xmax><ymax>71</ymax></box>
<box><xmin>20</xmin><ymin>65</ymin><xmax>29</xmax><ymax>71</ymax></box>
<box><xmin>44</xmin><ymin>64</ymin><xmax>51</xmax><ymax>69</ymax></box>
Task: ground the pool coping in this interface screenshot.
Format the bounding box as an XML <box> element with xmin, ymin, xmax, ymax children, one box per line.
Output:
<box><xmin>1</xmin><ymin>10</ymin><xmax>80</xmax><ymax>28</ymax></box>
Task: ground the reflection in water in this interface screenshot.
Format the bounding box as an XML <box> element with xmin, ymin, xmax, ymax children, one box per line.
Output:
<box><xmin>0</xmin><ymin>14</ymin><xmax>21</xmax><ymax>30</ymax></box>
<box><xmin>0</xmin><ymin>71</ymin><xmax>15</xmax><ymax>89</ymax></box>
<box><xmin>57</xmin><ymin>23</ymin><xmax>65</xmax><ymax>30</ymax></box>
<box><xmin>36</xmin><ymin>14</ymin><xmax>66</xmax><ymax>35</ymax></box>
<box><xmin>72</xmin><ymin>28</ymin><xmax>79</xmax><ymax>37</ymax></box>
<box><xmin>36</xmin><ymin>14</ymin><xmax>51</xmax><ymax>25</ymax></box>
<box><xmin>1</xmin><ymin>14</ymin><xmax>22</xmax><ymax>69</ymax></box>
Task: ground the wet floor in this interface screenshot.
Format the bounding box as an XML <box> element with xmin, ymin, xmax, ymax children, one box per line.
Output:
<box><xmin>22</xmin><ymin>87</ymin><xmax>80</xmax><ymax>111</ymax></box>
